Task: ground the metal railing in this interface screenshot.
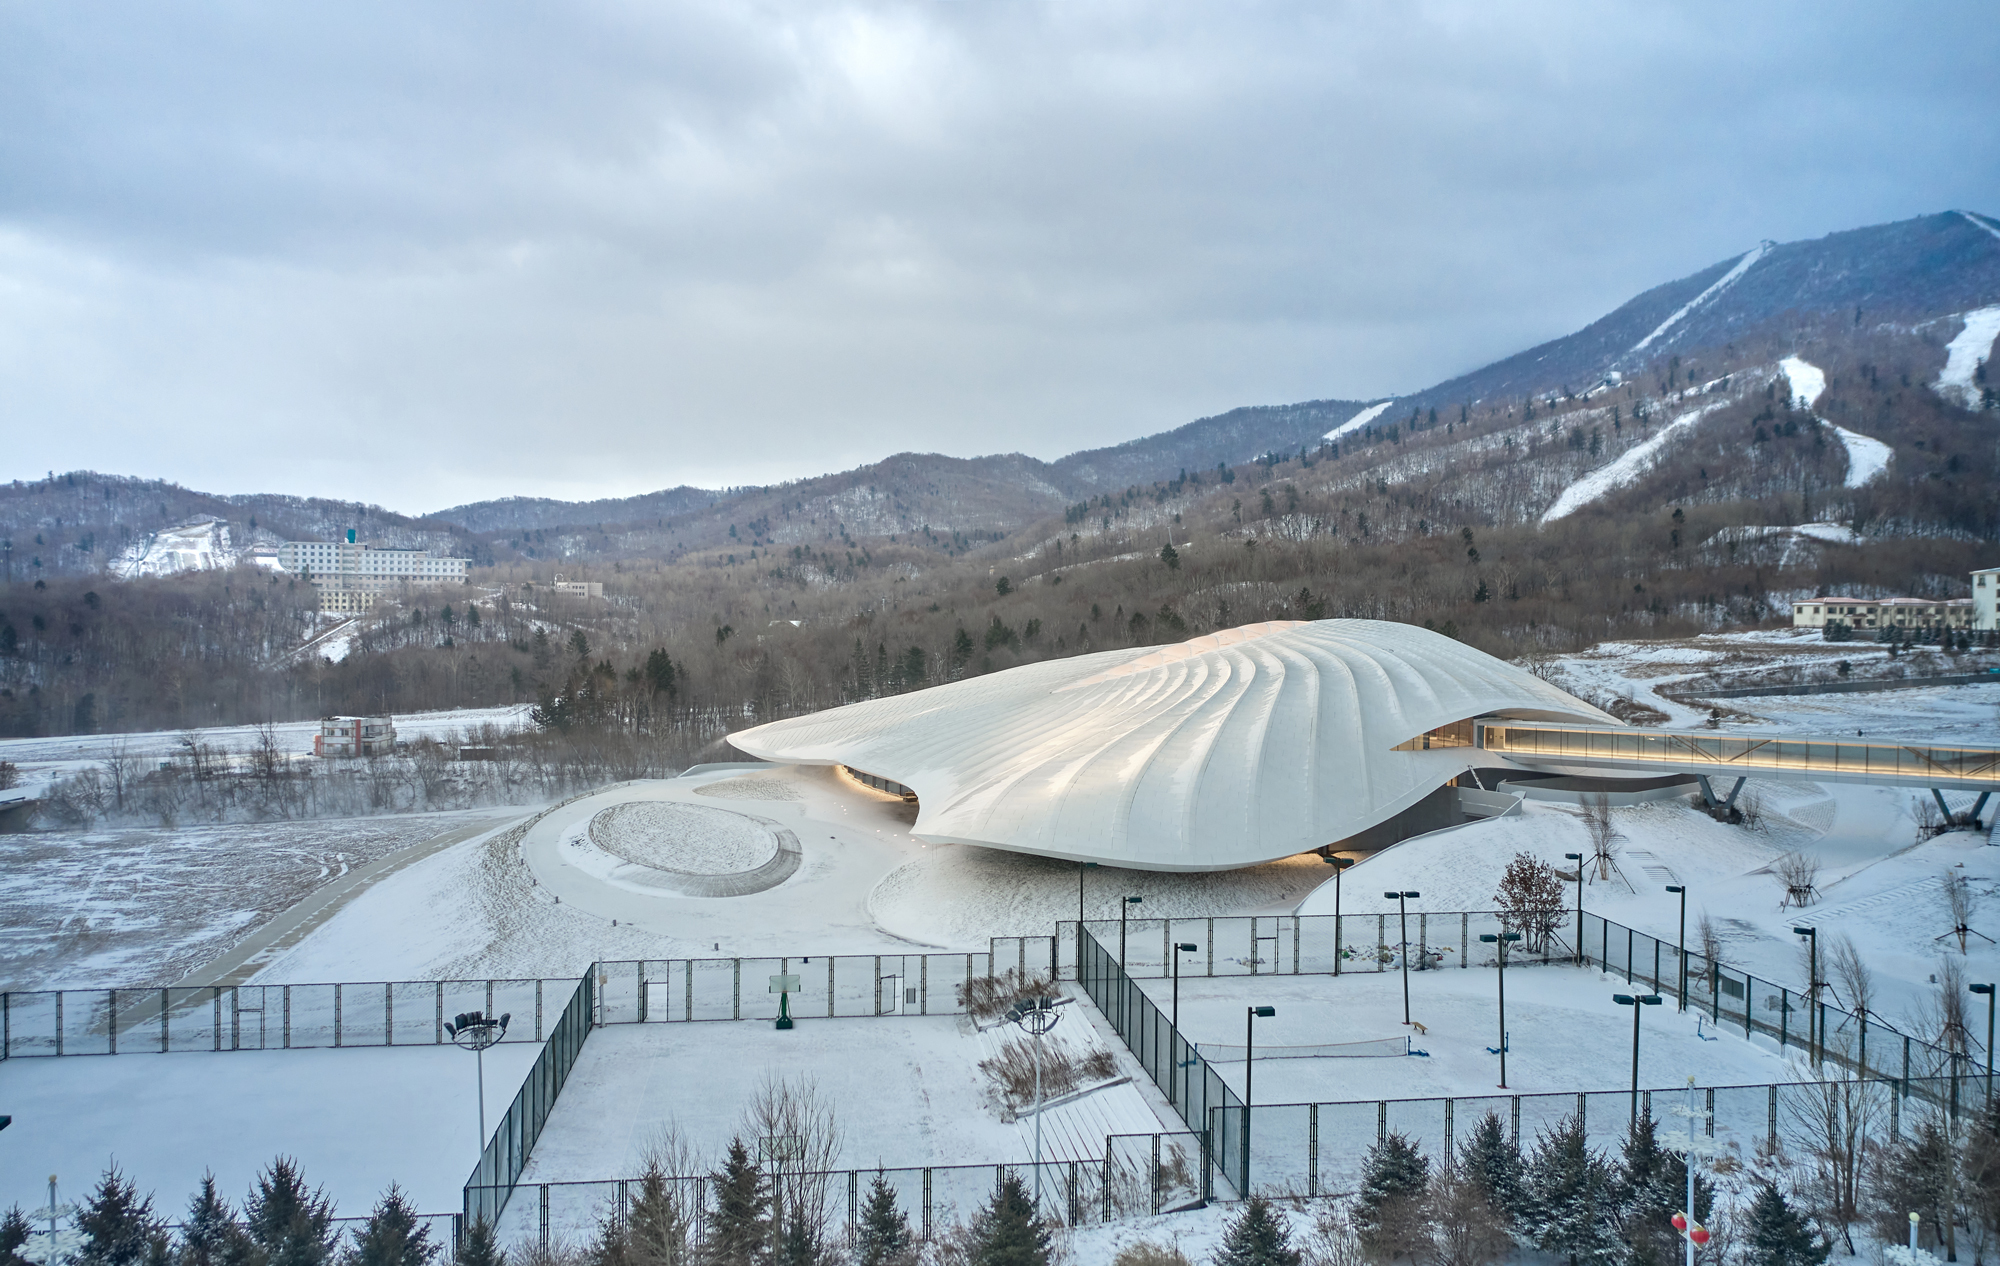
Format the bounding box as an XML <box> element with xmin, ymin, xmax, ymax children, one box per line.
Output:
<box><xmin>464</xmin><ymin>973</ymin><xmax>594</xmax><ymax>1228</ymax></box>
<box><xmin>588</xmin><ymin>951</ymin><xmax>996</xmax><ymax>1024</ymax></box>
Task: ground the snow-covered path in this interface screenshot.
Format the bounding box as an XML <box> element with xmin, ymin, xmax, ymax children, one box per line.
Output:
<box><xmin>1935</xmin><ymin>305</ymin><xmax>2000</xmax><ymax>410</ymax></box>
<box><xmin>1540</xmin><ymin>400</ymin><xmax>1728</xmax><ymax>522</ymax></box>
<box><xmin>1322</xmin><ymin>400</ymin><xmax>1393</xmax><ymax>442</ymax></box>
<box><xmin>1781</xmin><ymin>356</ymin><xmax>1889</xmax><ymax>486</ymax></box>
<box><xmin>1624</xmin><ymin>241</ymin><xmax>1771</xmax><ymax>360</ymax></box>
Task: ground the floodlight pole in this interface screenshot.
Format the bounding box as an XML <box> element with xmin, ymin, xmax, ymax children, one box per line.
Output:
<box><xmin>1480</xmin><ymin>932</ymin><xmax>1520</xmax><ymax>1087</ymax></box>
<box><xmin>1324</xmin><ymin>854</ymin><xmax>1353</xmax><ymax>974</ymax></box>
<box><xmin>1076</xmin><ymin>862</ymin><xmax>1097</xmax><ymax>979</ymax></box>
<box><xmin>1009</xmin><ymin>998</ymin><xmax>1062</xmax><ymax>1210</ymax></box>
<box><xmin>1387</xmin><ymin>891</ymin><xmax>1420</xmax><ymax>1025</ymax></box>
<box><xmin>1973</xmin><ymin>983</ymin><xmax>1996</xmax><ymax>1106</ymax></box>
<box><xmin>1172</xmin><ymin>942</ymin><xmax>1198</xmax><ymax>1106</ymax></box>
<box><xmin>1243</xmin><ymin>1005</ymin><xmax>1275</xmax><ymax>1194</ymax></box>
<box><xmin>1614</xmin><ymin>993</ymin><xmax>1662</xmax><ymax>1120</ymax></box>
<box><xmin>446</xmin><ymin>1011</ymin><xmax>511</xmax><ymax>1151</ymax></box>
<box><xmin>1565</xmin><ymin>853</ymin><xmax>1585</xmax><ymax>965</ymax></box>
<box><xmin>1794</xmin><ymin>925</ymin><xmax>1819</xmax><ymax>1069</ymax></box>
<box><xmin>1666</xmin><ymin>885</ymin><xmax>1687</xmax><ymax>1011</ymax></box>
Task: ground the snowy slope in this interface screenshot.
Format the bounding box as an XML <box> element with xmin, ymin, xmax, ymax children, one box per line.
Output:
<box><xmin>1782</xmin><ymin>356</ymin><xmax>1891</xmax><ymax>487</ymax></box>
<box><xmin>109</xmin><ymin>518</ymin><xmax>240</xmax><ymax>579</ymax></box>
<box><xmin>1322</xmin><ymin>400</ymin><xmax>1393</xmax><ymax>443</ymax></box>
<box><xmin>1540</xmin><ymin>400</ymin><xmax>1729</xmax><ymax>523</ymax></box>
<box><xmin>1779</xmin><ymin>356</ymin><xmax>1825</xmax><ymax>409</ymax></box>
<box><xmin>1934</xmin><ymin>306</ymin><xmax>2000</xmax><ymax>409</ymax></box>
<box><xmin>1622</xmin><ymin>241</ymin><xmax>1772</xmax><ymax>361</ymax></box>
<box><xmin>1830</xmin><ymin>424</ymin><xmax>1893</xmax><ymax>487</ymax></box>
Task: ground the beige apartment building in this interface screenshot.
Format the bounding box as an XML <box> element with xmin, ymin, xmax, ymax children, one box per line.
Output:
<box><xmin>1791</xmin><ymin>563</ymin><xmax>2000</xmax><ymax>634</ymax></box>
<box><xmin>278</xmin><ymin>530</ymin><xmax>469</xmax><ymax>612</ymax></box>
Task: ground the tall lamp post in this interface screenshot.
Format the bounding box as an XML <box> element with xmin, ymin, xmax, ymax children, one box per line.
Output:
<box><xmin>1323</xmin><ymin>855</ymin><xmax>1354</xmax><ymax>974</ymax></box>
<box><xmin>1479</xmin><ymin>931</ymin><xmax>1521</xmax><ymax>1087</ymax></box>
<box><xmin>1386</xmin><ymin>891</ymin><xmax>1421</xmax><ymax>1026</ymax></box>
<box><xmin>1972</xmin><ymin>983</ymin><xmax>1996</xmax><ymax>1106</ymax></box>
<box><xmin>1564</xmin><ymin>853</ymin><xmax>1585</xmax><ymax>965</ymax></box>
<box><xmin>1172</xmin><ymin>942</ymin><xmax>1199</xmax><ymax>1106</ymax></box>
<box><xmin>1793</xmin><ymin>925</ymin><xmax>1819</xmax><ymax>1069</ymax></box>
<box><xmin>1007</xmin><ymin>996</ymin><xmax>1062</xmax><ymax>1209</ymax></box>
<box><xmin>446</xmin><ymin>1010</ymin><xmax>512</xmax><ymax>1150</ymax></box>
<box><xmin>1119</xmin><ymin>895</ymin><xmax>1143</xmax><ymax>1029</ymax></box>
<box><xmin>1666</xmin><ymin>885</ymin><xmax>1688</xmax><ymax>1011</ymax></box>
<box><xmin>1075</xmin><ymin>861</ymin><xmax>1099</xmax><ymax>979</ymax></box>
<box><xmin>1242</xmin><ymin>1005</ymin><xmax>1275</xmax><ymax>1194</ymax></box>
<box><xmin>1612</xmin><ymin>993</ymin><xmax>1662</xmax><ymax>1120</ymax></box>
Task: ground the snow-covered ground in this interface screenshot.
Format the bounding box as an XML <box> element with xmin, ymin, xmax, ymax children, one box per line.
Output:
<box><xmin>1540</xmin><ymin>399</ymin><xmax>1729</xmax><ymax>523</ymax></box>
<box><xmin>1625</xmin><ymin>241</ymin><xmax>1770</xmax><ymax>360</ymax></box>
<box><xmin>1322</xmin><ymin>400</ymin><xmax>1393</xmax><ymax>443</ymax></box>
<box><xmin>1152</xmin><ymin>965</ymin><xmax>1793</xmax><ymax>1104</ymax></box>
<box><xmin>108</xmin><ymin>519</ymin><xmax>239</xmax><ymax>580</ymax></box>
<box><xmin>1935</xmin><ymin>305</ymin><xmax>2000</xmax><ymax>410</ymax></box>
<box><xmin>1831</xmin><ymin>424</ymin><xmax>1893</xmax><ymax>487</ymax></box>
<box><xmin>0</xmin><ymin>809</ymin><xmax>520</xmax><ymax>991</ymax></box>
<box><xmin>1</xmin><ymin>1042</ymin><xmax>539</xmax><ymax>1218</ymax></box>
<box><xmin>0</xmin><ymin>705</ymin><xmax>533</xmax><ymax>798</ymax></box>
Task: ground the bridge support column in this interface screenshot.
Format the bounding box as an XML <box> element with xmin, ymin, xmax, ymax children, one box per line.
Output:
<box><xmin>1972</xmin><ymin>791</ymin><xmax>1991</xmax><ymax>830</ymax></box>
<box><xmin>1934</xmin><ymin>789</ymin><xmax>1954</xmax><ymax>824</ymax></box>
<box><xmin>1696</xmin><ymin>776</ymin><xmax>1746</xmax><ymax>810</ymax></box>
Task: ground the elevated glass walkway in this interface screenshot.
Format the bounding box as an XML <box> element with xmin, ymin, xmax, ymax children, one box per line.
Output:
<box><xmin>1476</xmin><ymin>719</ymin><xmax>1999</xmax><ymax>792</ymax></box>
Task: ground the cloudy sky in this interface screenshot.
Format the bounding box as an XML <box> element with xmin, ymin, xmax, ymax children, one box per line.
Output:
<box><xmin>3</xmin><ymin>2</ymin><xmax>1996</xmax><ymax>513</ymax></box>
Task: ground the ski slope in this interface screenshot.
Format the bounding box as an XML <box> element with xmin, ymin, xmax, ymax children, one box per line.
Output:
<box><xmin>1830</xmin><ymin>424</ymin><xmax>1893</xmax><ymax>487</ymax></box>
<box><xmin>1539</xmin><ymin>399</ymin><xmax>1728</xmax><ymax>523</ymax></box>
<box><xmin>1935</xmin><ymin>306</ymin><xmax>2000</xmax><ymax>410</ymax></box>
<box><xmin>1322</xmin><ymin>400</ymin><xmax>1393</xmax><ymax>442</ymax></box>
<box><xmin>1624</xmin><ymin>241</ymin><xmax>1771</xmax><ymax>360</ymax></box>
<box><xmin>1779</xmin><ymin>355</ymin><xmax>1825</xmax><ymax>409</ymax></box>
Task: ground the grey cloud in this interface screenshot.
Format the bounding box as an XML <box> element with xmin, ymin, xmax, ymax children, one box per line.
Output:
<box><xmin>1</xmin><ymin>0</ymin><xmax>1996</xmax><ymax>510</ymax></box>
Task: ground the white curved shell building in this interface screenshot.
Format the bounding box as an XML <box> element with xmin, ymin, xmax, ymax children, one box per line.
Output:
<box><xmin>729</xmin><ymin>619</ymin><xmax>1617</xmax><ymax>871</ymax></box>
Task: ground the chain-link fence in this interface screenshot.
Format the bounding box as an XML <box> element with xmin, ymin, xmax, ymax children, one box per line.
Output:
<box><xmin>465</xmin><ymin>974</ymin><xmax>593</xmax><ymax>1229</ymax></box>
<box><xmin>587</xmin><ymin>950</ymin><xmax>996</xmax><ymax>1024</ymax></box>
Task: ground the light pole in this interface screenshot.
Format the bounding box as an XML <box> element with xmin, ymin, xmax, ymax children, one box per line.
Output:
<box><xmin>1794</xmin><ymin>925</ymin><xmax>1819</xmax><ymax>1068</ymax></box>
<box><xmin>1008</xmin><ymin>996</ymin><xmax>1062</xmax><ymax>1209</ymax></box>
<box><xmin>1243</xmin><ymin>1005</ymin><xmax>1275</xmax><ymax>1194</ymax></box>
<box><xmin>1076</xmin><ymin>861</ymin><xmax>1098</xmax><ymax>978</ymax></box>
<box><xmin>1973</xmin><ymin>983</ymin><xmax>1996</xmax><ymax>1105</ymax></box>
<box><xmin>1612</xmin><ymin>993</ymin><xmax>1662</xmax><ymax>1119</ymax></box>
<box><xmin>1172</xmin><ymin>942</ymin><xmax>1199</xmax><ymax>1106</ymax></box>
<box><xmin>1324</xmin><ymin>855</ymin><xmax>1353</xmax><ymax>974</ymax></box>
<box><xmin>1564</xmin><ymin>853</ymin><xmax>1585</xmax><ymax>965</ymax></box>
<box><xmin>1120</xmin><ymin>894</ymin><xmax>1142</xmax><ymax>1029</ymax></box>
<box><xmin>446</xmin><ymin>1010</ymin><xmax>512</xmax><ymax>1149</ymax></box>
<box><xmin>1666</xmin><ymin>885</ymin><xmax>1687</xmax><ymax>1011</ymax></box>
<box><xmin>1386</xmin><ymin>891</ymin><xmax>1421</xmax><ymax>1026</ymax></box>
<box><xmin>1479</xmin><ymin>931</ymin><xmax>1521</xmax><ymax>1087</ymax></box>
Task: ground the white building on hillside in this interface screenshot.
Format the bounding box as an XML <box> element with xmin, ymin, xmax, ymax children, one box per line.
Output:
<box><xmin>1976</xmin><ymin>567</ymin><xmax>2000</xmax><ymax>631</ymax></box>
<box><xmin>278</xmin><ymin>530</ymin><xmax>468</xmax><ymax>611</ymax></box>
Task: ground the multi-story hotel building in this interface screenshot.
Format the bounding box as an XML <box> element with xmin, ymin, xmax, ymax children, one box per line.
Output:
<box><xmin>278</xmin><ymin>530</ymin><xmax>468</xmax><ymax>611</ymax></box>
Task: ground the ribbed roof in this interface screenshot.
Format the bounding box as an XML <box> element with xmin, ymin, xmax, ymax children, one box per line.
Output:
<box><xmin>729</xmin><ymin>619</ymin><xmax>1616</xmax><ymax>870</ymax></box>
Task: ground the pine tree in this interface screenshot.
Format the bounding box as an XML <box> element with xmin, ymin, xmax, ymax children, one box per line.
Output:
<box><xmin>853</xmin><ymin>1176</ymin><xmax>913</xmax><ymax>1266</ymax></box>
<box><xmin>701</xmin><ymin>1138</ymin><xmax>767</xmax><ymax>1266</ymax></box>
<box><xmin>177</xmin><ymin>1175</ymin><xmax>253</xmax><ymax>1266</ymax></box>
<box><xmin>0</xmin><ymin>1208</ymin><xmax>31</xmax><ymax>1266</ymax></box>
<box><xmin>74</xmin><ymin>1165</ymin><xmax>168</xmax><ymax>1266</ymax></box>
<box><xmin>1612</xmin><ymin>1115</ymin><xmax>1715</xmax><ymax>1266</ymax></box>
<box><xmin>772</xmin><ymin>1214</ymin><xmax>823</xmax><ymax>1266</ymax></box>
<box><xmin>1213</xmin><ymin>1197</ymin><xmax>1301</xmax><ymax>1266</ymax></box>
<box><xmin>1354</xmin><ymin>1131</ymin><xmax>1430</xmax><ymax>1258</ymax></box>
<box><xmin>965</xmin><ymin>1172</ymin><xmax>1049</xmax><ymax>1266</ymax></box>
<box><xmin>1744</xmin><ymin>1182</ymin><xmax>1827</xmax><ymax>1266</ymax></box>
<box><xmin>346</xmin><ymin>1186</ymin><xmax>435</xmax><ymax>1266</ymax></box>
<box><xmin>1524</xmin><ymin>1114</ymin><xmax>1619</xmax><ymax>1266</ymax></box>
<box><xmin>245</xmin><ymin>1158</ymin><xmax>338</xmax><ymax>1266</ymax></box>
<box><xmin>456</xmin><ymin>1219</ymin><xmax>504</xmax><ymax>1266</ymax></box>
<box><xmin>1871</xmin><ymin>1118</ymin><xmax>1954</xmax><ymax>1250</ymax></box>
<box><xmin>625</xmin><ymin>1164</ymin><xmax>692</xmax><ymax>1266</ymax></box>
<box><xmin>1460</xmin><ymin>1111</ymin><xmax>1527</xmax><ymax>1228</ymax></box>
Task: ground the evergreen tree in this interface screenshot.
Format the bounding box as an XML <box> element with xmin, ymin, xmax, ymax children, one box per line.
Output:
<box><xmin>1744</xmin><ymin>1182</ymin><xmax>1827</xmax><ymax>1266</ymax></box>
<box><xmin>456</xmin><ymin>1219</ymin><xmax>504</xmax><ymax>1266</ymax></box>
<box><xmin>245</xmin><ymin>1158</ymin><xmax>338</xmax><ymax>1266</ymax></box>
<box><xmin>345</xmin><ymin>1187</ymin><xmax>435</xmax><ymax>1266</ymax></box>
<box><xmin>1354</xmin><ymin>1131</ymin><xmax>1430</xmax><ymax>1257</ymax></box>
<box><xmin>1523</xmin><ymin>1115</ymin><xmax>1619</xmax><ymax>1266</ymax></box>
<box><xmin>626</xmin><ymin>1164</ymin><xmax>693</xmax><ymax>1266</ymax></box>
<box><xmin>772</xmin><ymin>1214</ymin><xmax>823</xmax><ymax>1266</ymax></box>
<box><xmin>701</xmin><ymin>1139</ymin><xmax>767</xmax><ymax>1266</ymax></box>
<box><xmin>965</xmin><ymin>1172</ymin><xmax>1048</xmax><ymax>1266</ymax></box>
<box><xmin>1213</xmin><ymin>1197</ymin><xmax>1301</xmax><ymax>1266</ymax></box>
<box><xmin>177</xmin><ymin>1175</ymin><xmax>253</xmax><ymax>1266</ymax></box>
<box><xmin>74</xmin><ymin>1165</ymin><xmax>168</xmax><ymax>1266</ymax></box>
<box><xmin>1459</xmin><ymin>1111</ymin><xmax>1527</xmax><ymax>1228</ymax></box>
<box><xmin>1871</xmin><ymin>1118</ymin><xmax>1954</xmax><ymax>1250</ymax></box>
<box><xmin>1</xmin><ymin>1207</ymin><xmax>31</xmax><ymax>1266</ymax></box>
<box><xmin>853</xmin><ymin>1176</ymin><xmax>914</xmax><ymax>1266</ymax></box>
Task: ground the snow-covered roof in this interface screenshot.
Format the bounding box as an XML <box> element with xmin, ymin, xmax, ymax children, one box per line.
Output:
<box><xmin>729</xmin><ymin>619</ymin><xmax>1617</xmax><ymax>871</ymax></box>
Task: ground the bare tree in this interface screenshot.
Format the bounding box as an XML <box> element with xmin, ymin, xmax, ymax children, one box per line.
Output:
<box><xmin>1578</xmin><ymin>794</ymin><xmax>1628</xmax><ymax>888</ymax></box>
<box><xmin>1781</xmin><ymin>1040</ymin><xmax>1884</xmax><ymax>1253</ymax></box>
<box><xmin>1826</xmin><ymin>933</ymin><xmax>1875</xmax><ymax>1023</ymax></box>
<box><xmin>1942</xmin><ymin>871</ymin><xmax>1985</xmax><ymax>955</ymax></box>
<box><xmin>1776</xmin><ymin>852</ymin><xmax>1822</xmax><ymax>909</ymax></box>
<box><xmin>743</xmin><ymin>1074</ymin><xmax>843</xmax><ymax>1257</ymax></box>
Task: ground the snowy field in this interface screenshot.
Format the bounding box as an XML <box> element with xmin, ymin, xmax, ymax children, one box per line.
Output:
<box><xmin>1148</xmin><ymin>965</ymin><xmax>1794</xmax><ymax>1105</ymax></box>
<box><xmin>0</xmin><ymin>809</ymin><xmax>521</xmax><ymax>991</ymax></box>
<box><xmin>0</xmin><ymin>1042</ymin><xmax>539</xmax><ymax>1218</ymax></box>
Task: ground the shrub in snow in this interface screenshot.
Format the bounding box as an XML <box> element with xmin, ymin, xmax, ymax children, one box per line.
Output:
<box><xmin>964</xmin><ymin>1171</ymin><xmax>1050</xmax><ymax>1266</ymax></box>
<box><xmin>1743</xmin><ymin>1181</ymin><xmax>1827</xmax><ymax>1266</ymax></box>
<box><xmin>72</xmin><ymin>1165</ymin><xmax>167</xmax><ymax>1266</ymax></box>
<box><xmin>853</xmin><ymin>1175</ymin><xmax>915</xmax><ymax>1266</ymax></box>
<box><xmin>1213</xmin><ymin>1197</ymin><xmax>1300</xmax><ymax>1266</ymax></box>
<box><xmin>1354</xmin><ymin>1132</ymin><xmax>1429</xmax><ymax>1259</ymax></box>
<box><xmin>1523</xmin><ymin>1114</ymin><xmax>1619</xmax><ymax>1266</ymax></box>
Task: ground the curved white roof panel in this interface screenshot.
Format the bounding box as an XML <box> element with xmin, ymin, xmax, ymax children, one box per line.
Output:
<box><xmin>729</xmin><ymin>620</ymin><xmax>1617</xmax><ymax>871</ymax></box>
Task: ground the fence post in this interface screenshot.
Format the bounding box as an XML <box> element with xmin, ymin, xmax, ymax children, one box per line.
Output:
<box><xmin>385</xmin><ymin>984</ymin><xmax>393</xmax><ymax>1046</ymax></box>
<box><xmin>1309</xmin><ymin>1104</ymin><xmax>1319</xmax><ymax>1197</ymax></box>
<box><xmin>922</xmin><ymin>1168</ymin><xmax>933</xmax><ymax>1240</ymax></box>
<box><xmin>160</xmin><ymin>988</ymin><xmax>168</xmax><ymax>1053</ymax></box>
<box><xmin>638</xmin><ymin>962</ymin><xmax>648</xmax><ymax>1023</ymax></box>
<box><xmin>1379</xmin><ymin>914</ymin><xmax>1387</xmax><ymax>969</ymax></box>
<box><xmin>1462</xmin><ymin>913</ymin><xmax>1469</xmax><ymax>968</ymax></box>
<box><xmin>109</xmin><ymin>989</ymin><xmax>118</xmax><ymax>1055</ymax></box>
<box><xmin>1705</xmin><ymin>1088</ymin><xmax>1715</xmax><ymax>1138</ymax></box>
<box><xmin>1511</xmin><ymin>1096</ymin><xmax>1521</xmax><ymax>1145</ymax></box>
<box><xmin>283</xmin><ymin>986</ymin><xmax>291</xmax><ymax>1049</ymax></box>
<box><xmin>1420</xmin><ymin>912</ymin><xmax>1428</xmax><ymax>966</ymax></box>
<box><xmin>1768</xmin><ymin>1085</ymin><xmax>1778</xmax><ymax>1151</ymax></box>
<box><xmin>1206</xmin><ymin>919</ymin><xmax>1215</xmax><ymax>976</ymax></box>
<box><xmin>1292</xmin><ymin>917</ymin><xmax>1301</xmax><ymax>974</ymax></box>
<box><xmin>1444</xmin><ymin>1097</ymin><xmax>1454</xmax><ymax>1166</ymax></box>
<box><xmin>436</xmin><ymin>982</ymin><xmax>445</xmax><ymax>1043</ymax></box>
<box><xmin>1152</xmin><ymin>1133</ymin><xmax>1162</xmax><ymax>1215</ymax></box>
<box><xmin>216</xmin><ymin>987</ymin><xmax>225</xmax><ymax>1051</ymax></box>
<box><xmin>873</xmin><ymin>957</ymin><xmax>882</xmax><ymax>1017</ymax></box>
<box><xmin>1626</xmin><ymin>927</ymin><xmax>1634</xmax><ymax>984</ymax></box>
<box><xmin>1377</xmin><ymin>1101</ymin><xmax>1387</xmax><ymax>1144</ymax></box>
<box><xmin>828</xmin><ymin>958</ymin><xmax>837</xmax><ymax>1018</ymax></box>
<box><xmin>920</xmin><ymin>956</ymin><xmax>929</xmax><ymax>1016</ymax></box>
<box><xmin>686</xmin><ymin>962</ymin><xmax>693</xmax><ymax>1022</ymax></box>
<box><xmin>733</xmin><ymin>960</ymin><xmax>741</xmax><ymax>1020</ymax></box>
<box><xmin>1577</xmin><ymin>1092</ymin><xmax>1586</xmax><ymax>1131</ymax></box>
<box><xmin>487</xmin><ymin>980</ymin><xmax>495</xmax><ymax>1025</ymax></box>
<box><xmin>1892</xmin><ymin>1084</ymin><xmax>1902</xmax><ymax>1140</ymax></box>
<box><xmin>539</xmin><ymin>1184</ymin><xmax>550</xmax><ymax>1254</ymax></box>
